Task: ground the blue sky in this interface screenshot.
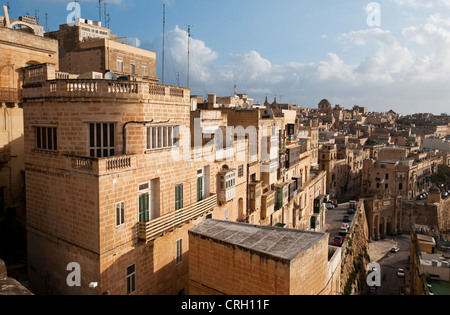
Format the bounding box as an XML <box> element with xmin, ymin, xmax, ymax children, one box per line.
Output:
<box><xmin>4</xmin><ymin>0</ymin><xmax>450</xmax><ymax>114</ymax></box>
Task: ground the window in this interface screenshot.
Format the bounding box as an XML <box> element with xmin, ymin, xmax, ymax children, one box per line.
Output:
<box><xmin>36</xmin><ymin>126</ymin><xmax>57</xmax><ymax>151</ymax></box>
<box><xmin>130</xmin><ymin>61</ymin><xmax>136</xmax><ymax>75</ymax></box>
<box><xmin>117</xmin><ymin>58</ymin><xmax>123</xmax><ymax>72</ymax></box>
<box><xmin>89</xmin><ymin>123</ymin><xmax>115</xmax><ymax>158</ymax></box>
<box><xmin>147</xmin><ymin>126</ymin><xmax>178</xmax><ymax>150</ymax></box>
<box><xmin>142</xmin><ymin>64</ymin><xmax>147</xmax><ymax>77</ymax></box>
<box><xmin>223</xmin><ymin>208</ymin><xmax>229</xmax><ymax>221</ymax></box>
<box><xmin>399</xmin><ymin>183</ymin><xmax>403</xmax><ymax>191</ymax></box>
<box><xmin>116</xmin><ymin>201</ymin><xmax>125</xmax><ymax>226</ymax></box>
<box><xmin>175</xmin><ymin>184</ymin><xmax>184</xmax><ymax>211</ymax></box>
<box><xmin>126</xmin><ymin>264</ymin><xmax>136</xmax><ymax>295</ymax></box>
<box><xmin>176</xmin><ymin>239</ymin><xmax>183</xmax><ymax>264</ymax></box>
<box><xmin>385</xmin><ymin>174</ymin><xmax>389</xmax><ymax>180</ymax></box>
<box><xmin>138</xmin><ymin>183</ymin><xmax>150</xmax><ymax>223</ymax></box>
<box><xmin>385</xmin><ymin>184</ymin><xmax>389</xmax><ymax>189</ymax></box>
<box><xmin>238</xmin><ymin>165</ymin><xmax>244</xmax><ymax>178</ymax></box>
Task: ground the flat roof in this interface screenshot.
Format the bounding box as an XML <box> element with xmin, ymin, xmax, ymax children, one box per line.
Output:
<box><xmin>189</xmin><ymin>220</ymin><xmax>328</xmax><ymax>262</ymax></box>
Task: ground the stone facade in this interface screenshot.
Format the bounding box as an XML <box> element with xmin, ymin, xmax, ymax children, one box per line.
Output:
<box><xmin>188</xmin><ymin>220</ymin><xmax>334</xmax><ymax>295</ymax></box>
<box><xmin>0</xmin><ymin>23</ymin><xmax>58</xmax><ymax>219</ymax></box>
<box><xmin>47</xmin><ymin>22</ymin><xmax>156</xmax><ymax>80</ymax></box>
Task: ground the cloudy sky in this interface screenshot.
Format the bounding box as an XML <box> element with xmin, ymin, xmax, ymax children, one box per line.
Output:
<box><xmin>6</xmin><ymin>0</ymin><xmax>450</xmax><ymax>114</ymax></box>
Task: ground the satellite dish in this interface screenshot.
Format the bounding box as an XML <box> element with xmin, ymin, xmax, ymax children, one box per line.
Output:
<box><xmin>105</xmin><ymin>72</ymin><xmax>118</xmax><ymax>80</ymax></box>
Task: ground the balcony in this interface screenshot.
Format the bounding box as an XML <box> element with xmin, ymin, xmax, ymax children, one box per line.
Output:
<box><xmin>23</xmin><ymin>79</ymin><xmax>189</xmax><ymax>103</ymax></box>
<box><xmin>138</xmin><ymin>193</ymin><xmax>217</xmax><ymax>243</ymax></box>
<box><xmin>261</xmin><ymin>190</ymin><xmax>275</xmax><ymax>220</ymax></box>
<box><xmin>66</xmin><ymin>154</ymin><xmax>136</xmax><ymax>176</ymax></box>
<box><xmin>249</xmin><ymin>181</ymin><xmax>262</xmax><ymax>214</ymax></box>
<box><xmin>0</xmin><ymin>87</ymin><xmax>22</xmax><ymax>103</ymax></box>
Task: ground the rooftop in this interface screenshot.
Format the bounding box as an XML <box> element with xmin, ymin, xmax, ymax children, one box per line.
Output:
<box><xmin>189</xmin><ymin>219</ymin><xmax>328</xmax><ymax>262</ymax></box>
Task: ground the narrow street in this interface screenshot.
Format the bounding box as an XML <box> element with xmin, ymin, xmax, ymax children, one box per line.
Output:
<box><xmin>369</xmin><ymin>235</ymin><xmax>411</xmax><ymax>295</ymax></box>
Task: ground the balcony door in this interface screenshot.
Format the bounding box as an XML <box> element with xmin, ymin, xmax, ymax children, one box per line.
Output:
<box><xmin>139</xmin><ymin>180</ymin><xmax>160</xmax><ymax>223</ymax></box>
<box><xmin>139</xmin><ymin>193</ymin><xmax>149</xmax><ymax>223</ymax></box>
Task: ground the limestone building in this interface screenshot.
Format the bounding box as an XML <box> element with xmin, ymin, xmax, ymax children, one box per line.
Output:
<box><xmin>0</xmin><ymin>6</ymin><xmax>58</xmax><ymax>218</ymax></box>
<box><xmin>188</xmin><ymin>220</ymin><xmax>342</xmax><ymax>295</ymax></box>
<box><xmin>47</xmin><ymin>18</ymin><xmax>157</xmax><ymax>80</ymax></box>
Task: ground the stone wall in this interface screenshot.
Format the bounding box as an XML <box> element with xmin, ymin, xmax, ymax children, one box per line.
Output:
<box><xmin>340</xmin><ymin>200</ymin><xmax>370</xmax><ymax>295</ymax></box>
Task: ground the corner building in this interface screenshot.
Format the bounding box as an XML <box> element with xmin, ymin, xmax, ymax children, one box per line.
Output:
<box><xmin>23</xmin><ymin>62</ymin><xmax>218</xmax><ymax>295</ymax></box>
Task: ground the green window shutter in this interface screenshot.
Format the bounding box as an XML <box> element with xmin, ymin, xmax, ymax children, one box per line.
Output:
<box><xmin>139</xmin><ymin>193</ymin><xmax>149</xmax><ymax>223</ymax></box>
<box><xmin>175</xmin><ymin>184</ymin><xmax>184</xmax><ymax>210</ymax></box>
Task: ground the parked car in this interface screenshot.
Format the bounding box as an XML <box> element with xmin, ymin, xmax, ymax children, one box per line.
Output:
<box><xmin>339</xmin><ymin>227</ymin><xmax>349</xmax><ymax>236</ymax></box>
<box><xmin>343</xmin><ymin>215</ymin><xmax>351</xmax><ymax>223</ymax></box>
<box><xmin>326</xmin><ymin>203</ymin><xmax>335</xmax><ymax>210</ymax></box>
<box><xmin>333</xmin><ymin>236</ymin><xmax>344</xmax><ymax>247</ymax></box>
<box><xmin>342</xmin><ymin>223</ymin><xmax>350</xmax><ymax>230</ymax></box>
<box><xmin>397</xmin><ymin>269</ymin><xmax>405</xmax><ymax>278</ymax></box>
<box><xmin>348</xmin><ymin>208</ymin><xmax>356</xmax><ymax>215</ymax></box>
<box><xmin>331</xmin><ymin>199</ymin><xmax>338</xmax><ymax>207</ymax></box>
<box><xmin>391</xmin><ymin>246</ymin><xmax>400</xmax><ymax>253</ymax></box>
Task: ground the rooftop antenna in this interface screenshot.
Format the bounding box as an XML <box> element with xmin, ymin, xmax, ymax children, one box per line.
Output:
<box><xmin>45</xmin><ymin>13</ymin><xmax>48</xmax><ymax>32</ymax></box>
<box><xmin>35</xmin><ymin>9</ymin><xmax>40</xmax><ymax>24</ymax></box>
<box><xmin>106</xmin><ymin>13</ymin><xmax>110</xmax><ymax>29</ymax></box>
<box><xmin>162</xmin><ymin>4</ymin><xmax>165</xmax><ymax>85</ymax></box>
<box><xmin>177</xmin><ymin>72</ymin><xmax>180</xmax><ymax>87</ymax></box>
<box><xmin>234</xmin><ymin>82</ymin><xmax>237</xmax><ymax>97</ymax></box>
<box><xmin>98</xmin><ymin>0</ymin><xmax>104</xmax><ymax>24</ymax></box>
<box><xmin>104</xmin><ymin>2</ymin><xmax>107</xmax><ymax>27</ymax></box>
<box><xmin>187</xmin><ymin>24</ymin><xmax>193</xmax><ymax>88</ymax></box>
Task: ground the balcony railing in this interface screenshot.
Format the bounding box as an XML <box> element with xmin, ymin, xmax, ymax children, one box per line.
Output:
<box><xmin>0</xmin><ymin>87</ymin><xmax>22</xmax><ymax>102</ymax></box>
<box><xmin>138</xmin><ymin>194</ymin><xmax>217</xmax><ymax>243</ymax></box>
<box><xmin>23</xmin><ymin>79</ymin><xmax>189</xmax><ymax>102</ymax></box>
<box><xmin>66</xmin><ymin>154</ymin><xmax>136</xmax><ymax>175</ymax></box>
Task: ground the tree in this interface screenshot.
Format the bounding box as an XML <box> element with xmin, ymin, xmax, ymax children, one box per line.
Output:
<box><xmin>431</xmin><ymin>165</ymin><xmax>450</xmax><ymax>187</ymax></box>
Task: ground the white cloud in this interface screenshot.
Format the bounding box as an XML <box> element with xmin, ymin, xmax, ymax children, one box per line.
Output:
<box><xmin>390</xmin><ymin>0</ymin><xmax>434</xmax><ymax>9</ymax></box>
<box><xmin>157</xmin><ymin>24</ymin><xmax>450</xmax><ymax>114</ymax></box>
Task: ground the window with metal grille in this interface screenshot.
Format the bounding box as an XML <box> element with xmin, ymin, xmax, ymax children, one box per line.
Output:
<box><xmin>89</xmin><ymin>123</ymin><xmax>115</xmax><ymax>158</ymax></box>
<box><xmin>36</xmin><ymin>126</ymin><xmax>58</xmax><ymax>151</ymax></box>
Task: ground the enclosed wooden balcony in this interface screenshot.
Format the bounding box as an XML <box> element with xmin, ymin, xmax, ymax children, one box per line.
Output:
<box><xmin>138</xmin><ymin>193</ymin><xmax>217</xmax><ymax>244</ymax></box>
<box><xmin>0</xmin><ymin>87</ymin><xmax>22</xmax><ymax>103</ymax></box>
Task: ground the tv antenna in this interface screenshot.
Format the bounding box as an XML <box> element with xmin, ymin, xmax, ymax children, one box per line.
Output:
<box><xmin>104</xmin><ymin>2</ymin><xmax>108</xmax><ymax>27</ymax></box>
<box><xmin>97</xmin><ymin>0</ymin><xmax>104</xmax><ymax>24</ymax></box>
<box><xmin>187</xmin><ymin>24</ymin><xmax>193</xmax><ymax>88</ymax></box>
<box><xmin>162</xmin><ymin>4</ymin><xmax>166</xmax><ymax>85</ymax></box>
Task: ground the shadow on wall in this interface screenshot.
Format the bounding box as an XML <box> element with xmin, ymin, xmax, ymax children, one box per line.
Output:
<box><xmin>99</xmin><ymin>234</ymin><xmax>189</xmax><ymax>296</ymax></box>
<box><xmin>0</xmin><ymin>136</ymin><xmax>26</xmax><ymax>274</ymax></box>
